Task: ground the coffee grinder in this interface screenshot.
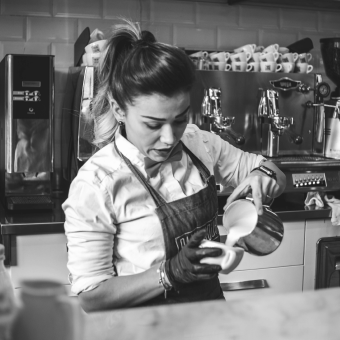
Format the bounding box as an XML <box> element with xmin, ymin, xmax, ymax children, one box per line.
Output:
<box><xmin>0</xmin><ymin>54</ymin><xmax>55</xmax><ymax>210</ymax></box>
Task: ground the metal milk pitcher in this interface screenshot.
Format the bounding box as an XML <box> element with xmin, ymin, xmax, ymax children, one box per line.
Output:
<box><xmin>223</xmin><ymin>198</ymin><xmax>284</xmax><ymax>256</ymax></box>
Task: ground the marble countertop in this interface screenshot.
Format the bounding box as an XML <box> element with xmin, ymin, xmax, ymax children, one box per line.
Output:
<box><xmin>83</xmin><ymin>287</ymin><xmax>340</xmax><ymax>340</ymax></box>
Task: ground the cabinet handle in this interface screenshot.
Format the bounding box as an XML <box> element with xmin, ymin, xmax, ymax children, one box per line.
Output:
<box><xmin>220</xmin><ymin>279</ymin><xmax>268</xmax><ymax>291</ymax></box>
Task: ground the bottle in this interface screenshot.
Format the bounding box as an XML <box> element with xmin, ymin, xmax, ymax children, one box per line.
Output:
<box><xmin>0</xmin><ymin>244</ymin><xmax>18</xmax><ymax>340</ymax></box>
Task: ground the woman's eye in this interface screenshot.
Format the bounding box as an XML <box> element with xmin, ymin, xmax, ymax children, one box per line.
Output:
<box><xmin>146</xmin><ymin>124</ymin><xmax>161</xmax><ymax>130</ymax></box>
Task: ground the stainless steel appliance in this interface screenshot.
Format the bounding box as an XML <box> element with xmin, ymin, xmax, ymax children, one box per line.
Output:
<box><xmin>0</xmin><ymin>55</ymin><xmax>54</xmax><ymax>210</ymax></box>
<box><xmin>190</xmin><ymin>70</ymin><xmax>340</xmax><ymax>194</ymax></box>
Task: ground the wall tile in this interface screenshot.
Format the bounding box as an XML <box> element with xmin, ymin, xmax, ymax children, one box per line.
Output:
<box><xmin>54</xmin><ymin>0</ymin><xmax>102</xmax><ymax>18</ymax></box>
<box><xmin>260</xmin><ymin>29</ymin><xmax>297</xmax><ymax>49</ymax></box>
<box><xmin>320</xmin><ymin>12</ymin><xmax>340</xmax><ymax>32</ymax></box>
<box><xmin>151</xmin><ymin>0</ymin><xmax>195</xmax><ymax>24</ymax></box>
<box><xmin>28</xmin><ymin>17</ymin><xmax>78</xmax><ymax>42</ymax></box>
<box><xmin>218</xmin><ymin>27</ymin><xmax>258</xmax><ymax>51</ymax></box>
<box><xmin>280</xmin><ymin>8</ymin><xmax>318</xmax><ymax>31</ymax></box>
<box><xmin>51</xmin><ymin>43</ymin><xmax>74</xmax><ymax>68</ymax></box>
<box><xmin>142</xmin><ymin>23</ymin><xmax>173</xmax><ymax>44</ymax></box>
<box><xmin>104</xmin><ymin>0</ymin><xmax>142</xmax><ymax>21</ymax></box>
<box><xmin>2</xmin><ymin>0</ymin><xmax>52</xmax><ymax>16</ymax></box>
<box><xmin>3</xmin><ymin>41</ymin><xmax>50</xmax><ymax>55</ymax></box>
<box><xmin>174</xmin><ymin>24</ymin><xmax>216</xmax><ymax>50</ymax></box>
<box><xmin>197</xmin><ymin>2</ymin><xmax>238</xmax><ymax>26</ymax></box>
<box><xmin>0</xmin><ymin>16</ymin><xmax>25</xmax><ymax>40</ymax></box>
<box><xmin>240</xmin><ymin>5</ymin><xmax>279</xmax><ymax>29</ymax></box>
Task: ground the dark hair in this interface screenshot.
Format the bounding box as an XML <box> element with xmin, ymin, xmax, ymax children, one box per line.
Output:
<box><xmin>92</xmin><ymin>19</ymin><xmax>196</xmax><ymax>146</ymax></box>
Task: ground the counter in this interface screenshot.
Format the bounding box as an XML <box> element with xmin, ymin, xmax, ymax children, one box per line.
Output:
<box><xmin>82</xmin><ymin>287</ymin><xmax>340</xmax><ymax>340</ymax></box>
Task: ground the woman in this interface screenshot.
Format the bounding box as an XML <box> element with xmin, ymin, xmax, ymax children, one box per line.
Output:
<box><xmin>63</xmin><ymin>19</ymin><xmax>286</xmax><ymax>312</ymax></box>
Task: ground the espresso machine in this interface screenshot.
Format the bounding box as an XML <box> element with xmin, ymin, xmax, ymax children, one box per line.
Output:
<box><xmin>190</xmin><ymin>69</ymin><xmax>340</xmax><ymax>195</ymax></box>
<box><xmin>0</xmin><ymin>54</ymin><xmax>54</xmax><ymax>210</ymax></box>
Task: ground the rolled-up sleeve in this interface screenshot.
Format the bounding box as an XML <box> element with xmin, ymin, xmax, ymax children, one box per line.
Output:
<box><xmin>200</xmin><ymin>130</ymin><xmax>265</xmax><ymax>188</ymax></box>
<box><xmin>62</xmin><ymin>173</ymin><xmax>117</xmax><ymax>295</ymax></box>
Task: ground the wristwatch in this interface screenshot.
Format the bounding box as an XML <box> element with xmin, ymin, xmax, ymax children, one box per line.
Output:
<box><xmin>250</xmin><ymin>165</ymin><xmax>277</xmax><ymax>181</ymax></box>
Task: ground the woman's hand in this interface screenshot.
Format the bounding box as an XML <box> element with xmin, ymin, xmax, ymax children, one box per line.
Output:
<box><xmin>224</xmin><ymin>161</ymin><xmax>286</xmax><ymax>215</ymax></box>
<box><xmin>165</xmin><ymin>229</ymin><xmax>222</xmax><ymax>288</ymax></box>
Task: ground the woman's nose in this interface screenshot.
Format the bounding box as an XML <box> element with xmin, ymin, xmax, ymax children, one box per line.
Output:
<box><xmin>160</xmin><ymin>125</ymin><xmax>176</xmax><ymax>145</ymax></box>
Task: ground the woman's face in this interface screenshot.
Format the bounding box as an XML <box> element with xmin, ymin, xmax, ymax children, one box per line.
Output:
<box><xmin>123</xmin><ymin>92</ymin><xmax>191</xmax><ymax>162</ymax></box>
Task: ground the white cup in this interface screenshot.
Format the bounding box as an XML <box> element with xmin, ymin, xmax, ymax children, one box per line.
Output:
<box><xmin>189</xmin><ymin>51</ymin><xmax>209</xmax><ymax>59</ymax></box>
<box><xmin>85</xmin><ymin>52</ymin><xmax>101</xmax><ymax>66</ymax></box>
<box><xmin>295</xmin><ymin>63</ymin><xmax>313</xmax><ymax>74</ymax></box>
<box><xmin>247</xmin><ymin>62</ymin><xmax>260</xmax><ymax>72</ymax></box>
<box><xmin>260</xmin><ymin>61</ymin><xmax>282</xmax><ymax>73</ymax></box>
<box><xmin>85</xmin><ymin>39</ymin><xmax>107</xmax><ymax>53</ymax></box>
<box><xmin>260</xmin><ymin>51</ymin><xmax>280</xmax><ymax>62</ymax></box>
<box><xmin>251</xmin><ymin>52</ymin><xmax>262</xmax><ymax>62</ymax></box>
<box><xmin>234</xmin><ymin>43</ymin><xmax>256</xmax><ymax>55</ymax></box>
<box><xmin>209</xmin><ymin>51</ymin><xmax>231</xmax><ymax>63</ymax></box>
<box><xmin>281</xmin><ymin>52</ymin><xmax>299</xmax><ymax>63</ymax></box>
<box><xmin>200</xmin><ymin>240</ymin><xmax>244</xmax><ymax>274</ymax></box>
<box><xmin>281</xmin><ymin>62</ymin><xmax>295</xmax><ymax>73</ymax></box>
<box><xmin>229</xmin><ymin>51</ymin><xmax>252</xmax><ymax>63</ymax></box>
<box><xmin>298</xmin><ymin>53</ymin><xmax>312</xmax><ymax>63</ymax></box>
<box><xmin>263</xmin><ymin>43</ymin><xmax>279</xmax><ymax>53</ymax></box>
<box><xmin>231</xmin><ymin>61</ymin><xmax>247</xmax><ymax>72</ymax></box>
<box><xmin>209</xmin><ymin>61</ymin><xmax>227</xmax><ymax>71</ymax></box>
<box><xmin>225</xmin><ymin>63</ymin><xmax>232</xmax><ymax>71</ymax></box>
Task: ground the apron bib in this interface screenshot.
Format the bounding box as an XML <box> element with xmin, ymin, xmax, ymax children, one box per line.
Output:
<box><xmin>114</xmin><ymin>140</ymin><xmax>224</xmax><ymax>306</ymax></box>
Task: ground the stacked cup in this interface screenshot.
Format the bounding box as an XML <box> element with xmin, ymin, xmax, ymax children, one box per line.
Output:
<box><xmin>295</xmin><ymin>53</ymin><xmax>313</xmax><ymax>74</ymax></box>
<box><xmin>229</xmin><ymin>50</ymin><xmax>252</xmax><ymax>72</ymax></box>
<box><xmin>83</xmin><ymin>39</ymin><xmax>107</xmax><ymax>66</ymax></box>
<box><xmin>189</xmin><ymin>51</ymin><xmax>209</xmax><ymax>70</ymax></box>
<box><xmin>208</xmin><ymin>51</ymin><xmax>232</xmax><ymax>71</ymax></box>
<box><xmin>259</xmin><ymin>44</ymin><xmax>282</xmax><ymax>73</ymax></box>
<box><xmin>280</xmin><ymin>52</ymin><xmax>299</xmax><ymax>73</ymax></box>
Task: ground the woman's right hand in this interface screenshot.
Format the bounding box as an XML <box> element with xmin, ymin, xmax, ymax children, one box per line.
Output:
<box><xmin>164</xmin><ymin>229</ymin><xmax>222</xmax><ymax>287</ymax></box>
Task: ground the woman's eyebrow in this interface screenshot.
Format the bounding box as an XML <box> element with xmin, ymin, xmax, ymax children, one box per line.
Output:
<box><xmin>141</xmin><ymin>105</ymin><xmax>190</xmax><ymax>121</ymax></box>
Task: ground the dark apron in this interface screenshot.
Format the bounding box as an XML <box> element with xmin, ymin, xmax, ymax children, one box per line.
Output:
<box><xmin>114</xmin><ymin>140</ymin><xmax>224</xmax><ymax>306</ymax></box>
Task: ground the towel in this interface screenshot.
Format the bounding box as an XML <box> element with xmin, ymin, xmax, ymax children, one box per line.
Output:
<box><xmin>324</xmin><ymin>195</ymin><xmax>340</xmax><ymax>226</ymax></box>
<box><xmin>304</xmin><ymin>191</ymin><xmax>324</xmax><ymax>207</ymax></box>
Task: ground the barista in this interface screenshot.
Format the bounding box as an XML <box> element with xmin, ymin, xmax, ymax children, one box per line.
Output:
<box><xmin>62</xmin><ymin>18</ymin><xmax>286</xmax><ymax>312</ymax></box>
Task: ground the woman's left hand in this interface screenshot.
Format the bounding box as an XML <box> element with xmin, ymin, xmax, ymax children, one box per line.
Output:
<box><xmin>223</xmin><ymin>161</ymin><xmax>286</xmax><ymax>215</ymax></box>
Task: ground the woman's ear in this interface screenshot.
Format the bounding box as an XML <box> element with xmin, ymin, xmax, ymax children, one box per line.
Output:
<box><xmin>111</xmin><ymin>100</ymin><xmax>125</xmax><ymax>123</ymax></box>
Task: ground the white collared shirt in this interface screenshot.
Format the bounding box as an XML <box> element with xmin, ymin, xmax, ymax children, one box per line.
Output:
<box><xmin>62</xmin><ymin>124</ymin><xmax>264</xmax><ymax>295</ymax></box>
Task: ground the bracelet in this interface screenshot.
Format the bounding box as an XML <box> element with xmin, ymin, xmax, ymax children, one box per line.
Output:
<box><xmin>157</xmin><ymin>261</ymin><xmax>172</xmax><ymax>298</ymax></box>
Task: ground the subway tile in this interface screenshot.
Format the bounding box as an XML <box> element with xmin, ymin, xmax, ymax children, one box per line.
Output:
<box><xmin>78</xmin><ymin>18</ymin><xmax>118</xmax><ymax>38</ymax></box>
<box><xmin>104</xmin><ymin>0</ymin><xmax>142</xmax><ymax>21</ymax></box>
<box><xmin>197</xmin><ymin>2</ymin><xmax>238</xmax><ymax>26</ymax></box>
<box><xmin>151</xmin><ymin>0</ymin><xmax>195</xmax><ymax>24</ymax></box>
<box><xmin>0</xmin><ymin>16</ymin><xmax>25</xmax><ymax>40</ymax></box>
<box><xmin>240</xmin><ymin>5</ymin><xmax>279</xmax><ymax>29</ymax></box>
<box><xmin>28</xmin><ymin>17</ymin><xmax>78</xmax><ymax>43</ymax></box>
<box><xmin>54</xmin><ymin>0</ymin><xmax>102</xmax><ymax>18</ymax></box>
<box><xmin>142</xmin><ymin>23</ymin><xmax>173</xmax><ymax>44</ymax></box>
<box><xmin>51</xmin><ymin>43</ymin><xmax>74</xmax><ymax>68</ymax></box>
<box><xmin>280</xmin><ymin>8</ymin><xmax>318</xmax><ymax>31</ymax></box>
<box><xmin>2</xmin><ymin>0</ymin><xmax>52</xmax><ymax>16</ymax></box>
<box><xmin>174</xmin><ymin>24</ymin><xmax>216</xmax><ymax>50</ymax></box>
<box><xmin>218</xmin><ymin>27</ymin><xmax>258</xmax><ymax>51</ymax></box>
<box><xmin>320</xmin><ymin>12</ymin><xmax>340</xmax><ymax>32</ymax></box>
<box><xmin>260</xmin><ymin>29</ymin><xmax>297</xmax><ymax>49</ymax></box>
<box><xmin>3</xmin><ymin>41</ymin><xmax>50</xmax><ymax>55</ymax></box>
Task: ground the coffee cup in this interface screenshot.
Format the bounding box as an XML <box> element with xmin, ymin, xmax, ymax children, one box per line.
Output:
<box><xmin>234</xmin><ymin>44</ymin><xmax>256</xmax><ymax>55</ymax></box>
<box><xmin>246</xmin><ymin>62</ymin><xmax>260</xmax><ymax>72</ymax></box>
<box><xmin>231</xmin><ymin>61</ymin><xmax>247</xmax><ymax>72</ymax></box>
<box><xmin>209</xmin><ymin>61</ymin><xmax>227</xmax><ymax>71</ymax></box>
<box><xmin>229</xmin><ymin>51</ymin><xmax>251</xmax><ymax>63</ymax></box>
<box><xmin>260</xmin><ymin>61</ymin><xmax>282</xmax><ymax>73</ymax></box>
<box><xmin>295</xmin><ymin>62</ymin><xmax>313</xmax><ymax>74</ymax></box>
<box><xmin>225</xmin><ymin>63</ymin><xmax>232</xmax><ymax>71</ymax></box>
<box><xmin>209</xmin><ymin>51</ymin><xmax>231</xmax><ymax>63</ymax></box>
<box><xmin>251</xmin><ymin>52</ymin><xmax>262</xmax><ymax>62</ymax></box>
<box><xmin>281</xmin><ymin>52</ymin><xmax>299</xmax><ymax>63</ymax></box>
<box><xmin>85</xmin><ymin>39</ymin><xmax>107</xmax><ymax>53</ymax></box>
<box><xmin>12</xmin><ymin>280</ymin><xmax>84</xmax><ymax>340</ymax></box>
<box><xmin>281</xmin><ymin>62</ymin><xmax>295</xmax><ymax>73</ymax></box>
<box><xmin>263</xmin><ymin>43</ymin><xmax>279</xmax><ymax>54</ymax></box>
<box><xmin>85</xmin><ymin>52</ymin><xmax>101</xmax><ymax>66</ymax></box>
<box><xmin>189</xmin><ymin>51</ymin><xmax>209</xmax><ymax>59</ymax></box>
<box><xmin>200</xmin><ymin>240</ymin><xmax>244</xmax><ymax>274</ymax></box>
<box><xmin>260</xmin><ymin>51</ymin><xmax>280</xmax><ymax>62</ymax></box>
<box><xmin>297</xmin><ymin>53</ymin><xmax>312</xmax><ymax>63</ymax></box>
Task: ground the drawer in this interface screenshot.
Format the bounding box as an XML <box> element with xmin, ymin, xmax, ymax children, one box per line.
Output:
<box><xmin>218</xmin><ymin>220</ymin><xmax>305</xmax><ymax>270</ymax></box>
<box><xmin>219</xmin><ymin>265</ymin><xmax>303</xmax><ymax>302</ymax></box>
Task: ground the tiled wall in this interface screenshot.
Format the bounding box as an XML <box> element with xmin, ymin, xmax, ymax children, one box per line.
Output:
<box><xmin>1</xmin><ymin>0</ymin><xmax>340</xmax><ymax>183</ymax></box>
